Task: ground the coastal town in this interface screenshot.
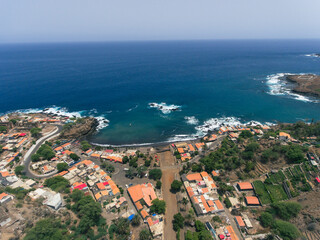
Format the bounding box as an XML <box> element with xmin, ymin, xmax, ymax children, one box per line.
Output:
<box><xmin>0</xmin><ymin>111</ymin><xmax>320</xmax><ymax>240</ymax></box>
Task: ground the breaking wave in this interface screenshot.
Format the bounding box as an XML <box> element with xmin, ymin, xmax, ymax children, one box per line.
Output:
<box><xmin>148</xmin><ymin>102</ymin><xmax>181</xmax><ymax>114</ymax></box>
<box><xmin>265</xmin><ymin>73</ymin><xmax>318</xmax><ymax>103</ymax></box>
<box><xmin>305</xmin><ymin>53</ymin><xmax>320</xmax><ymax>58</ymax></box>
<box><xmin>184</xmin><ymin>116</ymin><xmax>199</xmax><ymax>125</ymax></box>
<box><xmin>15</xmin><ymin>106</ymin><xmax>110</xmax><ymax>131</ymax></box>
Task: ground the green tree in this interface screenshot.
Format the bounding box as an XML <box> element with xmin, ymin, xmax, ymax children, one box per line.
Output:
<box><xmin>156</xmin><ymin>180</ymin><xmax>162</xmax><ymax>189</ymax></box>
<box><xmin>15</xmin><ymin>165</ymin><xmax>24</xmax><ymax>175</ymax></box>
<box><xmin>260</xmin><ymin>212</ymin><xmax>274</xmax><ymax>228</ymax></box>
<box><xmin>239</xmin><ymin>130</ymin><xmax>253</xmax><ymax>138</ymax></box>
<box><xmin>57</xmin><ymin>163</ymin><xmax>69</xmax><ymax>172</ymax></box>
<box><xmin>224</xmin><ymin>197</ymin><xmax>232</xmax><ymax>208</ymax></box>
<box><xmin>170</xmin><ymin>180</ymin><xmax>183</xmax><ymax>193</ymax></box>
<box><xmin>172</xmin><ymin>213</ymin><xmax>185</xmax><ymax>231</ymax></box>
<box><xmin>131</xmin><ymin>215</ymin><xmax>141</xmax><ymax>227</ymax></box>
<box><xmin>24</xmin><ymin>218</ymin><xmax>67</xmax><ymax>240</ymax></box>
<box><xmin>80</xmin><ymin>141</ymin><xmax>91</xmax><ymax>151</ymax></box>
<box><xmin>122</xmin><ymin>156</ymin><xmax>129</xmax><ymax>164</ymax></box>
<box><xmin>69</xmin><ymin>153</ymin><xmax>80</xmax><ymax>161</ymax></box>
<box><xmin>0</xmin><ymin>126</ymin><xmax>7</xmax><ymax>133</ymax></box>
<box><xmin>71</xmin><ymin>189</ymin><xmax>84</xmax><ymax>202</ymax></box>
<box><xmin>30</xmin><ymin>127</ymin><xmax>42</xmax><ymax>138</ymax></box>
<box><xmin>44</xmin><ymin>176</ymin><xmax>69</xmax><ymax>193</ymax></box>
<box><xmin>274</xmin><ymin>220</ymin><xmax>300</xmax><ymax>240</ymax></box>
<box><xmin>31</xmin><ymin>153</ymin><xmax>40</xmax><ymax>162</ymax></box>
<box><xmin>139</xmin><ymin>228</ymin><xmax>152</xmax><ymax>240</ymax></box>
<box><xmin>150</xmin><ymin>199</ymin><xmax>166</xmax><ymax>214</ymax></box>
<box><xmin>149</xmin><ymin>168</ymin><xmax>162</xmax><ymax>180</ymax></box>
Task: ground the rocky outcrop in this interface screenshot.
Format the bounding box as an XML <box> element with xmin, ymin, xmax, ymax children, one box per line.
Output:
<box><xmin>60</xmin><ymin>117</ymin><xmax>98</xmax><ymax>139</ymax></box>
<box><xmin>286</xmin><ymin>74</ymin><xmax>320</xmax><ymax>98</ymax></box>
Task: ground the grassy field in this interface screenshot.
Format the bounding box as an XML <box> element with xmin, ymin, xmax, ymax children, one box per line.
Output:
<box><xmin>269</xmin><ymin>170</ymin><xmax>286</xmax><ymax>184</ymax></box>
<box><xmin>253</xmin><ymin>180</ymin><xmax>271</xmax><ymax>204</ymax></box>
<box><xmin>265</xmin><ymin>184</ymin><xmax>288</xmax><ymax>202</ymax></box>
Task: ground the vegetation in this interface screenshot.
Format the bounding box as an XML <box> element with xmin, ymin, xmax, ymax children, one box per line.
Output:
<box><xmin>259</xmin><ymin>202</ymin><xmax>302</xmax><ymax>240</ymax></box>
<box><xmin>69</xmin><ymin>153</ymin><xmax>80</xmax><ymax>161</ymax></box>
<box><xmin>185</xmin><ymin>221</ymin><xmax>213</xmax><ymax>240</ymax></box>
<box><xmin>44</xmin><ymin>176</ymin><xmax>70</xmax><ymax>193</ymax></box>
<box><xmin>35</xmin><ymin>144</ymin><xmax>55</xmax><ymax>160</ymax></box>
<box><xmin>156</xmin><ymin>180</ymin><xmax>162</xmax><ymax>189</ymax></box>
<box><xmin>224</xmin><ymin>197</ymin><xmax>232</xmax><ymax>208</ymax></box>
<box><xmin>101</xmin><ymin>162</ymin><xmax>115</xmax><ymax>173</ymax></box>
<box><xmin>150</xmin><ymin>198</ymin><xmax>166</xmax><ymax>214</ymax></box>
<box><xmin>170</xmin><ymin>180</ymin><xmax>183</xmax><ymax>193</ymax></box>
<box><xmin>57</xmin><ymin>163</ymin><xmax>69</xmax><ymax>172</ymax></box>
<box><xmin>172</xmin><ymin>213</ymin><xmax>184</xmax><ymax>231</ymax></box>
<box><xmin>80</xmin><ymin>141</ymin><xmax>91</xmax><ymax>151</ymax></box>
<box><xmin>71</xmin><ymin>193</ymin><xmax>103</xmax><ymax>234</ymax></box>
<box><xmin>139</xmin><ymin>228</ymin><xmax>152</xmax><ymax>240</ymax></box>
<box><xmin>24</xmin><ymin>218</ymin><xmax>68</xmax><ymax>240</ymax></box>
<box><xmin>30</xmin><ymin>127</ymin><xmax>42</xmax><ymax>138</ymax></box>
<box><xmin>109</xmin><ymin>217</ymin><xmax>130</xmax><ymax>240</ymax></box>
<box><xmin>131</xmin><ymin>215</ymin><xmax>141</xmax><ymax>227</ymax></box>
<box><xmin>149</xmin><ymin>168</ymin><xmax>162</xmax><ymax>180</ymax></box>
<box><xmin>0</xmin><ymin>126</ymin><xmax>7</xmax><ymax>132</ymax></box>
<box><xmin>14</xmin><ymin>165</ymin><xmax>24</xmax><ymax>175</ymax></box>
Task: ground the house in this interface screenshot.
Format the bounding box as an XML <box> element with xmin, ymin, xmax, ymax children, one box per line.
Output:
<box><xmin>237</xmin><ymin>182</ymin><xmax>253</xmax><ymax>191</ymax></box>
<box><xmin>235</xmin><ymin>216</ymin><xmax>245</xmax><ymax>229</ymax></box>
<box><xmin>279</xmin><ymin>132</ymin><xmax>291</xmax><ymax>141</ymax></box>
<box><xmin>0</xmin><ymin>192</ymin><xmax>13</xmax><ymax>204</ymax></box>
<box><xmin>43</xmin><ymin>193</ymin><xmax>62</xmax><ymax>210</ymax></box>
<box><xmin>245</xmin><ymin>196</ymin><xmax>260</xmax><ymax>206</ymax></box>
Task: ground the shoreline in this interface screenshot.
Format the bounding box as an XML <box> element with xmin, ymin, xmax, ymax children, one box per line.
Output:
<box><xmin>286</xmin><ymin>74</ymin><xmax>320</xmax><ymax>98</ymax></box>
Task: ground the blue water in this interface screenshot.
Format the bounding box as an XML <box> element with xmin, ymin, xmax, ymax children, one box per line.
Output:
<box><xmin>0</xmin><ymin>40</ymin><xmax>320</xmax><ymax>145</ymax></box>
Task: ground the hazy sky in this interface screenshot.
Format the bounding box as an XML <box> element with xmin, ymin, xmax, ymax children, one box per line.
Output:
<box><xmin>1</xmin><ymin>0</ymin><xmax>320</xmax><ymax>43</ymax></box>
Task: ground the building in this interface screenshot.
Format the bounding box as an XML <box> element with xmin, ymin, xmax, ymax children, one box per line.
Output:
<box><xmin>245</xmin><ymin>196</ymin><xmax>260</xmax><ymax>206</ymax></box>
<box><xmin>237</xmin><ymin>182</ymin><xmax>253</xmax><ymax>191</ymax></box>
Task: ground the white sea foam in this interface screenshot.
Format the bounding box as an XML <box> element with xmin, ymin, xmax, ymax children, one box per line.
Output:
<box><xmin>305</xmin><ymin>53</ymin><xmax>320</xmax><ymax>58</ymax></box>
<box><xmin>148</xmin><ymin>102</ymin><xmax>181</xmax><ymax>114</ymax></box>
<box><xmin>17</xmin><ymin>106</ymin><xmax>110</xmax><ymax>131</ymax></box>
<box><xmin>127</xmin><ymin>104</ymin><xmax>139</xmax><ymax>112</ymax></box>
<box><xmin>265</xmin><ymin>73</ymin><xmax>318</xmax><ymax>103</ymax></box>
<box><xmin>184</xmin><ymin>116</ymin><xmax>199</xmax><ymax>125</ymax></box>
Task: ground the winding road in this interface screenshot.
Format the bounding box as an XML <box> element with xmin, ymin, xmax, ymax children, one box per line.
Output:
<box><xmin>23</xmin><ymin>125</ymin><xmax>63</xmax><ymax>179</ymax></box>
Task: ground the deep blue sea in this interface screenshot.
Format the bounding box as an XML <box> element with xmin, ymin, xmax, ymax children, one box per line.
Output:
<box><xmin>0</xmin><ymin>40</ymin><xmax>320</xmax><ymax>145</ymax></box>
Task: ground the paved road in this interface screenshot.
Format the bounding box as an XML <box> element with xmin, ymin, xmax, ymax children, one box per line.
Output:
<box><xmin>23</xmin><ymin>125</ymin><xmax>63</xmax><ymax>179</ymax></box>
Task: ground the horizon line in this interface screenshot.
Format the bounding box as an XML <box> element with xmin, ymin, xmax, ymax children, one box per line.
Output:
<box><xmin>1</xmin><ymin>37</ymin><xmax>320</xmax><ymax>45</ymax></box>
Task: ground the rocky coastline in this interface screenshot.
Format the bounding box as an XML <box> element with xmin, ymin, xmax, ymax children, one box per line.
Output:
<box><xmin>286</xmin><ymin>74</ymin><xmax>320</xmax><ymax>98</ymax></box>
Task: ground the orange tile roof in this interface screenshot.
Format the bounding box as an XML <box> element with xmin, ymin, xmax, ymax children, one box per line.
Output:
<box><xmin>141</xmin><ymin>209</ymin><xmax>149</xmax><ymax>219</ymax></box>
<box><xmin>101</xmin><ymin>190</ymin><xmax>108</xmax><ymax>196</ymax></box>
<box><xmin>0</xmin><ymin>171</ymin><xmax>10</xmax><ymax>177</ymax></box>
<box><xmin>177</xmin><ymin>148</ymin><xmax>184</xmax><ymax>154</ymax></box>
<box><xmin>200</xmin><ymin>195</ymin><xmax>210</xmax><ymax>213</ymax></box>
<box><xmin>135</xmin><ymin>201</ymin><xmax>143</xmax><ymax>210</ymax></box>
<box><xmin>147</xmin><ymin>217</ymin><xmax>153</xmax><ymax>226</ymax></box>
<box><xmin>91</xmin><ymin>153</ymin><xmax>101</xmax><ymax>158</ymax></box>
<box><xmin>211</xmin><ymin>170</ymin><xmax>219</xmax><ymax>176</ymax></box>
<box><xmin>245</xmin><ymin>196</ymin><xmax>260</xmax><ymax>205</ymax></box>
<box><xmin>235</xmin><ymin>216</ymin><xmax>245</xmax><ymax>227</ymax></box>
<box><xmin>193</xmin><ymin>196</ymin><xmax>199</xmax><ymax>204</ymax></box>
<box><xmin>202</xmin><ymin>188</ymin><xmax>209</xmax><ymax>193</ymax></box>
<box><xmin>215</xmin><ymin>200</ymin><xmax>224</xmax><ymax>210</ymax></box>
<box><xmin>226</xmin><ymin>225</ymin><xmax>238</xmax><ymax>240</ymax></box>
<box><xmin>58</xmin><ymin>170</ymin><xmax>68</xmax><ymax>176</ymax></box>
<box><xmin>95</xmin><ymin>192</ymin><xmax>101</xmax><ymax>200</ymax></box>
<box><xmin>188</xmin><ymin>144</ymin><xmax>195</xmax><ymax>152</ymax></box>
<box><xmin>186</xmin><ymin>173</ymin><xmax>202</xmax><ymax>181</ymax></box>
<box><xmin>237</xmin><ymin>182</ymin><xmax>253</xmax><ymax>190</ymax></box>
<box><xmin>207</xmin><ymin>200</ymin><xmax>214</xmax><ymax>207</ymax></box>
<box><xmin>211</xmin><ymin>183</ymin><xmax>217</xmax><ymax>189</ymax></box>
<box><xmin>112</xmin><ymin>187</ymin><xmax>120</xmax><ymax>195</ymax></box>
<box><xmin>200</xmin><ymin>171</ymin><xmax>209</xmax><ymax>178</ymax></box>
<box><xmin>0</xmin><ymin>192</ymin><xmax>8</xmax><ymax>200</ymax></box>
<box><xmin>279</xmin><ymin>132</ymin><xmax>291</xmax><ymax>137</ymax></box>
<box><xmin>97</xmin><ymin>182</ymin><xmax>106</xmax><ymax>190</ymax></box>
<box><xmin>128</xmin><ymin>185</ymin><xmax>144</xmax><ymax>203</ymax></box>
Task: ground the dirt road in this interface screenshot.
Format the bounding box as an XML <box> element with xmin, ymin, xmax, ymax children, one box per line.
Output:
<box><xmin>160</xmin><ymin>150</ymin><xmax>181</xmax><ymax>240</ymax></box>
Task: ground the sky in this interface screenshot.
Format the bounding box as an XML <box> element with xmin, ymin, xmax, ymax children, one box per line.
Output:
<box><xmin>1</xmin><ymin>0</ymin><xmax>320</xmax><ymax>43</ymax></box>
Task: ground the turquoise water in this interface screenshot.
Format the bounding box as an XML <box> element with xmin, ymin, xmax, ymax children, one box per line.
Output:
<box><xmin>0</xmin><ymin>40</ymin><xmax>320</xmax><ymax>145</ymax></box>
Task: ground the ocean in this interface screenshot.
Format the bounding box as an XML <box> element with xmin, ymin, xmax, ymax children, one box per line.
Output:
<box><xmin>0</xmin><ymin>40</ymin><xmax>320</xmax><ymax>145</ymax></box>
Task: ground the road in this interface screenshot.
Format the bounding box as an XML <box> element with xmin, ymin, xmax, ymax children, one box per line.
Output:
<box><xmin>160</xmin><ymin>150</ymin><xmax>182</xmax><ymax>240</ymax></box>
<box><xmin>22</xmin><ymin>125</ymin><xmax>63</xmax><ymax>179</ymax></box>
